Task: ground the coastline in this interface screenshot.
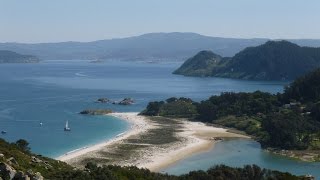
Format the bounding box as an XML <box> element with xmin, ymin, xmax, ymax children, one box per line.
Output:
<box><xmin>56</xmin><ymin>112</ymin><xmax>151</xmax><ymax>162</ymax></box>
<box><xmin>57</xmin><ymin>112</ymin><xmax>249</xmax><ymax>171</ymax></box>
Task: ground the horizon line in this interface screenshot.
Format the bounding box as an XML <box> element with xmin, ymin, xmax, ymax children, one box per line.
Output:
<box><xmin>2</xmin><ymin>32</ymin><xmax>320</xmax><ymax>44</ymax></box>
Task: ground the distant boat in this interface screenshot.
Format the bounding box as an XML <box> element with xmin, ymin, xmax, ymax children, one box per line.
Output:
<box><xmin>40</xmin><ymin>122</ymin><xmax>43</xmax><ymax>126</ymax></box>
<box><xmin>1</xmin><ymin>131</ymin><xmax>7</xmax><ymax>134</ymax></box>
<box><xmin>64</xmin><ymin>120</ymin><xmax>71</xmax><ymax>131</ymax></box>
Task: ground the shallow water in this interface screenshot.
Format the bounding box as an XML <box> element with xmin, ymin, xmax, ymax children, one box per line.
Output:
<box><xmin>162</xmin><ymin>139</ymin><xmax>320</xmax><ymax>178</ymax></box>
<box><xmin>2</xmin><ymin>60</ymin><xmax>318</xmax><ymax>177</ymax></box>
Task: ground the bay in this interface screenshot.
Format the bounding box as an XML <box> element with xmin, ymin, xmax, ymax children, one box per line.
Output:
<box><xmin>1</xmin><ymin>60</ymin><xmax>317</xmax><ymax>177</ymax></box>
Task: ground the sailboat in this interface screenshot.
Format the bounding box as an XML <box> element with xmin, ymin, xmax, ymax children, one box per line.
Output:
<box><xmin>64</xmin><ymin>120</ymin><xmax>71</xmax><ymax>131</ymax></box>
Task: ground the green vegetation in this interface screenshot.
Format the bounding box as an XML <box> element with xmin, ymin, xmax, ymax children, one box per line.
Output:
<box><xmin>80</xmin><ymin>109</ymin><xmax>113</xmax><ymax>115</ymax></box>
<box><xmin>0</xmin><ymin>138</ymin><xmax>302</xmax><ymax>179</ymax></box>
<box><xmin>144</xmin><ymin>68</ymin><xmax>320</xmax><ymax>152</ymax></box>
<box><xmin>0</xmin><ymin>50</ymin><xmax>40</xmax><ymax>63</ymax></box>
<box><xmin>140</xmin><ymin>97</ymin><xmax>198</xmax><ymax>118</ymax></box>
<box><xmin>0</xmin><ymin>138</ymin><xmax>73</xmax><ymax>178</ymax></box>
<box><xmin>282</xmin><ymin>68</ymin><xmax>320</xmax><ymax>102</ymax></box>
<box><xmin>173</xmin><ymin>50</ymin><xmax>229</xmax><ymax>77</ymax></box>
<box><xmin>174</xmin><ymin>41</ymin><xmax>320</xmax><ymax>80</ymax></box>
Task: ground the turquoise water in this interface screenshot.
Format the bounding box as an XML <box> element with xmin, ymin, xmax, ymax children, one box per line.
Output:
<box><xmin>1</xmin><ymin>60</ymin><xmax>318</xmax><ymax>177</ymax></box>
<box><xmin>162</xmin><ymin>139</ymin><xmax>320</xmax><ymax>178</ymax></box>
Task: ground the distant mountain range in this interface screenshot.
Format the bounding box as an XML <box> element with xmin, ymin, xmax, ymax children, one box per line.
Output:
<box><xmin>1</xmin><ymin>32</ymin><xmax>320</xmax><ymax>61</ymax></box>
<box><xmin>0</xmin><ymin>50</ymin><xmax>40</xmax><ymax>63</ymax></box>
<box><xmin>173</xmin><ymin>41</ymin><xmax>320</xmax><ymax>80</ymax></box>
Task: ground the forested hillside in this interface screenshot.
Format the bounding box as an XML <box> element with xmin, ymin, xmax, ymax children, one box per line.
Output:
<box><xmin>144</xmin><ymin>68</ymin><xmax>320</xmax><ymax>153</ymax></box>
<box><xmin>174</xmin><ymin>41</ymin><xmax>320</xmax><ymax>80</ymax></box>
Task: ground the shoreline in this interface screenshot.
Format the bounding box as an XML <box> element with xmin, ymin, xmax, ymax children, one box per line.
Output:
<box><xmin>56</xmin><ymin>112</ymin><xmax>151</xmax><ymax>161</ymax></box>
<box><xmin>142</xmin><ymin>120</ymin><xmax>249</xmax><ymax>171</ymax></box>
<box><xmin>57</xmin><ymin>113</ymin><xmax>249</xmax><ymax>171</ymax></box>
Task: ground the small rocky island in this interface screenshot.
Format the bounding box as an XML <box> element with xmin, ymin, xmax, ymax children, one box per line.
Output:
<box><xmin>117</xmin><ymin>98</ymin><xmax>135</xmax><ymax>105</ymax></box>
<box><xmin>80</xmin><ymin>109</ymin><xmax>112</xmax><ymax>115</ymax></box>
<box><xmin>96</xmin><ymin>97</ymin><xmax>135</xmax><ymax>105</ymax></box>
<box><xmin>96</xmin><ymin>98</ymin><xmax>111</xmax><ymax>103</ymax></box>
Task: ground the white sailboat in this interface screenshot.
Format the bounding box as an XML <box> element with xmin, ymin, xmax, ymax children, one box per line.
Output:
<box><xmin>64</xmin><ymin>120</ymin><xmax>71</xmax><ymax>131</ymax></box>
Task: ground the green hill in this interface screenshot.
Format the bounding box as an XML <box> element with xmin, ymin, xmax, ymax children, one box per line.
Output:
<box><xmin>173</xmin><ymin>50</ymin><xmax>229</xmax><ymax>76</ymax></box>
<box><xmin>0</xmin><ymin>50</ymin><xmax>40</xmax><ymax>63</ymax></box>
<box><xmin>174</xmin><ymin>41</ymin><xmax>320</xmax><ymax>80</ymax></box>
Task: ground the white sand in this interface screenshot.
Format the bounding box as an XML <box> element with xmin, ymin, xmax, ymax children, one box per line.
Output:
<box><xmin>138</xmin><ymin>121</ymin><xmax>248</xmax><ymax>171</ymax></box>
<box><xmin>57</xmin><ymin>113</ymin><xmax>248</xmax><ymax>171</ymax></box>
<box><xmin>56</xmin><ymin>112</ymin><xmax>152</xmax><ymax>161</ymax></box>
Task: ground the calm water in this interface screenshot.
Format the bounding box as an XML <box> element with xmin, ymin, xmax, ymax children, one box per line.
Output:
<box><xmin>162</xmin><ymin>139</ymin><xmax>320</xmax><ymax>178</ymax></box>
<box><xmin>0</xmin><ymin>60</ymin><xmax>318</xmax><ymax>177</ymax></box>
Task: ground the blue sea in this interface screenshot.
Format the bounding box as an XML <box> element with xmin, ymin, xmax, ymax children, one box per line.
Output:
<box><xmin>0</xmin><ymin>60</ymin><xmax>319</xmax><ymax>177</ymax></box>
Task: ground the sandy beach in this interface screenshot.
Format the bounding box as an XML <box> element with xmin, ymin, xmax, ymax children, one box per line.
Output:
<box><xmin>57</xmin><ymin>112</ymin><xmax>248</xmax><ymax>171</ymax></box>
<box><xmin>57</xmin><ymin>112</ymin><xmax>151</xmax><ymax>161</ymax></box>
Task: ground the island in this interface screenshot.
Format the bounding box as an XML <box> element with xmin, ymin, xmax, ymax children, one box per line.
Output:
<box><xmin>0</xmin><ymin>50</ymin><xmax>40</xmax><ymax>63</ymax></box>
<box><xmin>144</xmin><ymin>68</ymin><xmax>320</xmax><ymax>161</ymax></box>
<box><xmin>96</xmin><ymin>98</ymin><xmax>111</xmax><ymax>103</ymax></box>
<box><xmin>95</xmin><ymin>97</ymin><xmax>134</xmax><ymax>105</ymax></box>
<box><xmin>118</xmin><ymin>98</ymin><xmax>134</xmax><ymax>105</ymax></box>
<box><xmin>173</xmin><ymin>41</ymin><xmax>320</xmax><ymax>80</ymax></box>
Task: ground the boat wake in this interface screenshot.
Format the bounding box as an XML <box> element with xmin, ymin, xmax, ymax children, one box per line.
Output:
<box><xmin>75</xmin><ymin>72</ymin><xmax>88</xmax><ymax>77</ymax></box>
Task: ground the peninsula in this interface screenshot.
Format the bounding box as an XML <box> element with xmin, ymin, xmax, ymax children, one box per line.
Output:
<box><xmin>0</xmin><ymin>50</ymin><xmax>40</xmax><ymax>63</ymax></box>
<box><xmin>148</xmin><ymin>68</ymin><xmax>320</xmax><ymax>161</ymax></box>
<box><xmin>174</xmin><ymin>41</ymin><xmax>320</xmax><ymax>80</ymax></box>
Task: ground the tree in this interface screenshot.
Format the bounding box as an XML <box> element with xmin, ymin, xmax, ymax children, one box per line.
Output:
<box><xmin>15</xmin><ymin>139</ymin><xmax>30</xmax><ymax>152</ymax></box>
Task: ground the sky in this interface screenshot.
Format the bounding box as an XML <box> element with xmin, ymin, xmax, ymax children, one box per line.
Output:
<box><xmin>0</xmin><ymin>0</ymin><xmax>320</xmax><ymax>43</ymax></box>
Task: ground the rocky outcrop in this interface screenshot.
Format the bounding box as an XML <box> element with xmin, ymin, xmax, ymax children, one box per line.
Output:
<box><xmin>95</xmin><ymin>97</ymin><xmax>135</xmax><ymax>105</ymax></box>
<box><xmin>0</xmin><ymin>162</ymin><xmax>44</xmax><ymax>180</ymax></box>
<box><xmin>15</xmin><ymin>171</ymin><xmax>31</xmax><ymax>180</ymax></box>
<box><xmin>6</xmin><ymin>157</ymin><xmax>18</xmax><ymax>167</ymax></box>
<box><xmin>0</xmin><ymin>163</ymin><xmax>16</xmax><ymax>179</ymax></box>
<box><xmin>118</xmin><ymin>98</ymin><xmax>134</xmax><ymax>105</ymax></box>
<box><xmin>96</xmin><ymin>98</ymin><xmax>110</xmax><ymax>103</ymax></box>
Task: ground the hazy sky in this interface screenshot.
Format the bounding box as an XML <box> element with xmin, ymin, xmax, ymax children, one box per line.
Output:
<box><xmin>1</xmin><ymin>0</ymin><xmax>319</xmax><ymax>43</ymax></box>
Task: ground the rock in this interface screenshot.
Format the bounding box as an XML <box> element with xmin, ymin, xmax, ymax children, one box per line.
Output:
<box><xmin>96</xmin><ymin>98</ymin><xmax>110</xmax><ymax>103</ymax></box>
<box><xmin>31</xmin><ymin>156</ymin><xmax>42</xmax><ymax>163</ymax></box>
<box><xmin>14</xmin><ymin>171</ymin><xmax>31</xmax><ymax>180</ymax></box>
<box><xmin>33</xmin><ymin>172</ymin><xmax>44</xmax><ymax>180</ymax></box>
<box><xmin>0</xmin><ymin>162</ymin><xmax>17</xmax><ymax>180</ymax></box>
<box><xmin>26</xmin><ymin>169</ymin><xmax>34</xmax><ymax>177</ymax></box>
<box><xmin>26</xmin><ymin>170</ymin><xmax>43</xmax><ymax>180</ymax></box>
<box><xmin>6</xmin><ymin>157</ymin><xmax>18</xmax><ymax>166</ymax></box>
<box><xmin>118</xmin><ymin>98</ymin><xmax>134</xmax><ymax>105</ymax></box>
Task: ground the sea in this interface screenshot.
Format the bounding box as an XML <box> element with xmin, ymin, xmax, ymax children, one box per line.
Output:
<box><xmin>0</xmin><ymin>60</ymin><xmax>319</xmax><ymax>177</ymax></box>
